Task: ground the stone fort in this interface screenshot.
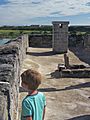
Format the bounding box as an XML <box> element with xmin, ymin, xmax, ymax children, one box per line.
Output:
<box><xmin>0</xmin><ymin>21</ymin><xmax>90</xmax><ymax>120</ymax></box>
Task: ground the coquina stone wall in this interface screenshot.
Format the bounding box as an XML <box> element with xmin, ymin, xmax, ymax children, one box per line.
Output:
<box><xmin>0</xmin><ymin>34</ymin><xmax>28</xmax><ymax>120</ymax></box>
<box><xmin>52</xmin><ymin>21</ymin><xmax>69</xmax><ymax>53</ymax></box>
<box><xmin>84</xmin><ymin>34</ymin><xmax>90</xmax><ymax>49</ymax></box>
<box><xmin>29</xmin><ymin>34</ymin><xmax>52</xmax><ymax>48</ymax></box>
<box><xmin>29</xmin><ymin>34</ymin><xmax>90</xmax><ymax>50</ymax></box>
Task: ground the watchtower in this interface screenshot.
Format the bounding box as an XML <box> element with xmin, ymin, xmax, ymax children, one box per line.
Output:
<box><xmin>52</xmin><ymin>21</ymin><xmax>69</xmax><ymax>53</ymax></box>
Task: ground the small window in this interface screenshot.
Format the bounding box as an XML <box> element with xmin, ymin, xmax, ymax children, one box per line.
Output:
<box><xmin>59</xmin><ymin>24</ymin><xmax>63</xmax><ymax>28</ymax></box>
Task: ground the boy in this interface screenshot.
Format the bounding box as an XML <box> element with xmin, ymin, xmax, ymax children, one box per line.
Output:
<box><xmin>21</xmin><ymin>69</ymin><xmax>46</xmax><ymax>120</ymax></box>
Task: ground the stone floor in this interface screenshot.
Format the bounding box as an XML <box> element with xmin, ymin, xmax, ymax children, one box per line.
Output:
<box><xmin>19</xmin><ymin>47</ymin><xmax>90</xmax><ymax>120</ymax></box>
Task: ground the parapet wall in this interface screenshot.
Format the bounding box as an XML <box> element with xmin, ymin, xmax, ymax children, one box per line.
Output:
<box><xmin>0</xmin><ymin>34</ymin><xmax>28</xmax><ymax>120</ymax></box>
<box><xmin>29</xmin><ymin>34</ymin><xmax>52</xmax><ymax>48</ymax></box>
<box><xmin>84</xmin><ymin>34</ymin><xmax>90</xmax><ymax>48</ymax></box>
<box><xmin>29</xmin><ymin>34</ymin><xmax>90</xmax><ymax>50</ymax></box>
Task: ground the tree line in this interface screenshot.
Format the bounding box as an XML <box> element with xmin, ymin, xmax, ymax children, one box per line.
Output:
<box><xmin>0</xmin><ymin>25</ymin><xmax>90</xmax><ymax>32</ymax></box>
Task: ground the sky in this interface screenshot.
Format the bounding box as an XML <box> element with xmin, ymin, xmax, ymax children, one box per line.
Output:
<box><xmin>0</xmin><ymin>0</ymin><xmax>90</xmax><ymax>26</ymax></box>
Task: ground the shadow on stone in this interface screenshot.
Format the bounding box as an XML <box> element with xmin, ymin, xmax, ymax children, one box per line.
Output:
<box><xmin>64</xmin><ymin>82</ymin><xmax>90</xmax><ymax>90</ymax></box>
<box><xmin>26</xmin><ymin>51</ymin><xmax>56</xmax><ymax>56</ymax></box>
<box><xmin>38</xmin><ymin>87</ymin><xmax>62</xmax><ymax>92</ymax></box>
<box><xmin>38</xmin><ymin>82</ymin><xmax>90</xmax><ymax>92</ymax></box>
<box><xmin>67</xmin><ymin>115</ymin><xmax>90</xmax><ymax>120</ymax></box>
<box><xmin>50</xmin><ymin>70</ymin><xmax>61</xmax><ymax>79</ymax></box>
<box><xmin>50</xmin><ymin>69</ymin><xmax>90</xmax><ymax>78</ymax></box>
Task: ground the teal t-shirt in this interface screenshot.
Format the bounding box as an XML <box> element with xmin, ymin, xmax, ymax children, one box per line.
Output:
<box><xmin>21</xmin><ymin>92</ymin><xmax>46</xmax><ymax>120</ymax></box>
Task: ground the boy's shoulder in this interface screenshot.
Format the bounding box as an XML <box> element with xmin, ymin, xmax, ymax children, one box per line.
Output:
<box><xmin>22</xmin><ymin>92</ymin><xmax>46</xmax><ymax>107</ymax></box>
<box><xmin>23</xmin><ymin>92</ymin><xmax>45</xmax><ymax>101</ymax></box>
<box><xmin>38</xmin><ymin>92</ymin><xmax>45</xmax><ymax>96</ymax></box>
<box><xmin>38</xmin><ymin>92</ymin><xmax>46</xmax><ymax>101</ymax></box>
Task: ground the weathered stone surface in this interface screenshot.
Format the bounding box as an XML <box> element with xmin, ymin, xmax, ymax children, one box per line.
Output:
<box><xmin>0</xmin><ymin>54</ymin><xmax>16</xmax><ymax>65</ymax></box>
<box><xmin>29</xmin><ymin>34</ymin><xmax>52</xmax><ymax>48</ymax></box>
<box><xmin>84</xmin><ymin>34</ymin><xmax>90</xmax><ymax>49</ymax></box>
<box><xmin>0</xmin><ymin>83</ymin><xmax>10</xmax><ymax>120</ymax></box>
<box><xmin>62</xmin><ymin>69</ymin><xmax>90</xmax><ymax>78</ymax></box>
<box><xmin>52</xmin><ymin>21</ymin><xmax>69</xmax><ymax>53</ymax></box>
<box><xmin>0</xmin><ymin>34</ymin><xmax>28</xmax><ymax>120</ymax></box>
<box><xmin>0</xmin><ymin>44</ymin><xmax>19</xmax><ymax>55</ymax></box>
<box><xmin>0</xmin><ymin>64</ymin><xmax>13</xmax><ymax>83</ymax></box>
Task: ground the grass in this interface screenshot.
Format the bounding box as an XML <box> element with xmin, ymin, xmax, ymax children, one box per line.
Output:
<box><xmin>0</xmin><ymin>30</ymin><xmax>20</xmax><ymax>32</ymax></box>
<box><xmin>76</xmin><ymin>32</ymin><xmax>86</xmax><ymax>35</ymax></box>
<box><xmin>0</xmin><ymin>30</ymin><xmax>21</xmax><ymax>38</ymax></box>
<box><xmin>0</xmin><ymin>29</ymin><xmax>52</xmax><ymax>39</ymax></box>
<box><xmin>0</xmin><ymin>29</ymin><xmax>89</xmax><ymax>39</ymax></box>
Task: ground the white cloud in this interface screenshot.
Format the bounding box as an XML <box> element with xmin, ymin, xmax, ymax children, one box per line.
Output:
<box><xmin>0</xmin><ymin>0</ymin><xmax>90</xmax><ymax>25</ymax></box>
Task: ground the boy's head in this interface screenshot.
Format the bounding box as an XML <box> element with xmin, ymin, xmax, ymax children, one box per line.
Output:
<box><xmin>21</xmin><ymin>69</ymin><xmax>42</xmax><ymax>90</ymax></box>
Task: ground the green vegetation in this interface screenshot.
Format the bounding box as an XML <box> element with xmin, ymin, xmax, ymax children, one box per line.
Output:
<box><xmin>0</xmin><ymin>25</ymin><xmax>52</xmax><ymax>38</ymax></box>
<box><xmin>0</xmin><ymin>25</ymin><xmax>90</xmax><ymax>39</ymax></box>
<box><xmin>0</xmin><ymin>30</ymin><xmax>20</xmax><ymax>38</ymax></box>
<box><xmin>0</xmin><ymin>30</ymin><xmax>52</xmax><ymax>39</ymax></box>
<box><xmin>0</xmin><ymin>25</ymin><xmax>52</xmax><ymax>31</ymax></box>
<box><xmin>69</xmin><ymin>26</ymin><xmax>90</xmax><ymax>35</ymax></box>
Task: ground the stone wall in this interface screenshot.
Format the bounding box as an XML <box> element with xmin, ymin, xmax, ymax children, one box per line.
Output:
<box><xmin>29</xmin><ymin>34</ymin><xmax>52</xmax><ymax>48</ymax></box>
<box><xmin>84</xmin><ymin>34</ymin><xmax>90</xmax><ymax>49</ymax></box>
<box><xmin>0</xmin><ymin>34</ymin><xmax>28</xmax><ymax>120</ymax></box>
<box><xmin>29</xmin><ymin>34</ymin><xmax>90</xmax><ymax>50</ymax></box>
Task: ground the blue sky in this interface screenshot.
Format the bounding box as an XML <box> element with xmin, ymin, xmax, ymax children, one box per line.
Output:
<box><xmin>0</xmin><ymin>0</ymin><xmax>90</xmax><ymax>26</ymax></box>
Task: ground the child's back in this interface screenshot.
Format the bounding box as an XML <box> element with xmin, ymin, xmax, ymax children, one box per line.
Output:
<box><xmin>21</xmin><ymin>92</ymin><xmax>46</xmax><ymax>120</ymax></box>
